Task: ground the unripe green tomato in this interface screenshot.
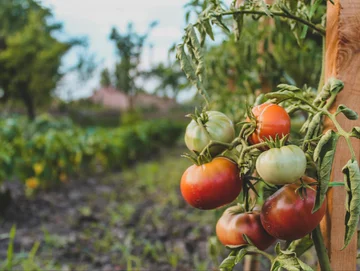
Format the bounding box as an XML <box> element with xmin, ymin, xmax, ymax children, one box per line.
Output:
<box><xmin>184</xmin><ymin>111</ymin><xmax>235</xmax><ymax>155</ymax></box>
<box><xmin>256</xmin><ymin>145</ymin><xmax>306</xmax><ymax>185</ymax></box>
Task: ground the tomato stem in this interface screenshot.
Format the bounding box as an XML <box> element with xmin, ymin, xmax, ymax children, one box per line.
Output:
<box><xmin>248</xmin><ymin>247</ymin><xmax>274</xmax><ymax>262</ymax></box>
<box><xmin>312</xmin><ymin>226</ymin><xmax>332</xmax><ymax>271</ymax></box>
<box><xmin>323</xmin><ymin>110</ymin><xmax>357</xmax><ymax>161</ymax></box>
<box><xmin>194</xmin><ymin>9</ymin><xmax>325</xmax><ymax>36</ymax></box>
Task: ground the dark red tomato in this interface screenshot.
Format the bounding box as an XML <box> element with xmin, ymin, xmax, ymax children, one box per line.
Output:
<box><xmin>216</xmin><ymin>206</ymin><xmax>276</xmax><ymax>250</ymax></box>
<box><xmin>181</xmin><ymin>157</ymin><xmax>242</xmax><ymax>210</ymax></box>
<box><xmin>248</xmin><ymin>103</ymin><xmax>291</xmax><ymax>145</ymax></box>
<box><xmin>260</xmin><ymin>176</ymin><xmax>326</xmax><ymax>241</ymax></box>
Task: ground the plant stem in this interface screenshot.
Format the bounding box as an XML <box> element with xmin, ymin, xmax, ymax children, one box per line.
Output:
<box><xmin>323</xmin><ymin>94</ymin><xmax>337</xmax><ymax>111</ymax></box>
<box><xmin>323</xmin><ymin>110</ymin><xmax>357</xmax><ymax>160</ymax></box>
<box><xmin>249</xmin><ymin>247</ymin><xmax>274</xmax><ymax>262</ymax></box>
<box><xmin>317</xmin><ymin>36</ymin><xmax>326</xmax><ymax>93</ymax></box>
<box><xmin>199</xmin><ymin>140</ymin><xmax>233</xmax><ymax>156</ymax></box>
<box><xmin>328</xmin><ymin>182</ymin><xmax>345</xmax><ymax>187</ymax></box>
<box><xmin>312</xmin><ymin>226</ymin><xmax>332</xmax><ymax>271</ymax></box>
<box><xmin>195</xmin><ymin>10</ymin><xmax>325</xmax><ymax>36</ymax></box>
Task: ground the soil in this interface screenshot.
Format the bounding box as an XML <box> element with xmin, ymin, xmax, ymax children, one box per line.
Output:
<box><xmin>0</xmin><ymin>148</ymin><xmax>225</xmax><ymax>271</ymax></box>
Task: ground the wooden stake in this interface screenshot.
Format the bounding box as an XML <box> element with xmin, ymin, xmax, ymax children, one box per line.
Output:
<box><xmin>321</xmin><ymin>1</ymin><xmax>360</xmax><ymax>270</ymax></box>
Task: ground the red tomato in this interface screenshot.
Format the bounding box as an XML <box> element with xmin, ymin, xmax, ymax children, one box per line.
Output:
<box><xmin>260</xmin><ymin>176</ymin><xmax>326</xmax><ymax>241</ymax></box>
<box><xmin>180</xmin><ymin>157</ymin><xmax>242</xmax><ymax>210</ymax></box>
<box><xmin>248</xmin><ymin>103</ymin><xmax>291</xmax><ymax>145</ymax></box>
<box><xmin>216</xmin><ymin>206</ymin><xmax>276</xmax><ymax>250</ymax></box>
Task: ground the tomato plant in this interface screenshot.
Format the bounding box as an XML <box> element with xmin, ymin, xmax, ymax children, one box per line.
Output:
<box><xmin>177</xmin><ymin>1</ymin><xmax>360</xmax><ymax>270</ymax></box>
<box><xmin>256</xmin><ymin>145</ymin><xmax>306</xmax><ymax>185</ymax></box>
<box><xmin>248</xmin><ymin>103</ymin><xmax>291</xmax><ymax>145</ymax></box>
<box><xmin>260</xmin><ymin>177</ymin><xmax>326</xmax><ymax>241</ymax></box>
<box><xmin>180</xmin><ymin>157</ymin><xmax>242</xmax><ymax>210</ymax></box>
<box><xmin>185</xmin><ymin>111</ymin><xmax>235</xmax><ymax>155</ymax></box>
<box><xmin>216</xmin><ymin>205</ymin><xmax>276</xmax><ymax>250</ymax></box>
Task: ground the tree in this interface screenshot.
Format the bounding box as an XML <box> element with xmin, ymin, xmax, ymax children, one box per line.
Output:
<box><xmin>100</xmin><ymin>68</ymin><xmax>112</xmax><ymax>87</ymax></box>
<box><xmin>109</xmin><ymin>22</ymin><xmax>157</xmax><ymax>106</ymax></box>
<box><xmin>0</xmin><ymin>0</ymin><xmax>76</xmax><ymax>119</ymax></box>
<box><xmin>144</xmin><ymin>62</ymin><xmax>187</xmax><ymax>99</ymax></box>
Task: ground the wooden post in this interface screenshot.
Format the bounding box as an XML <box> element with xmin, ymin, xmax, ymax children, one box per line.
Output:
<box><xmin>321</xmin><ymin>0</ymin><xmax>360</xmax><ymax>270</ymax></box>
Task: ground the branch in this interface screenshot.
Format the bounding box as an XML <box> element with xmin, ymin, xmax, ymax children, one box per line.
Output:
<box><xmin>195</xmin><ymin>10</ymin><xmax>325</xmax><ymax>36</ymax></box>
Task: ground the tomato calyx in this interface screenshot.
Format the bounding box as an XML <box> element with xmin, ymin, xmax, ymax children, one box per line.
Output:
<box><xmin>294</xmin><ymin>177</ymin><xmax>318</xmax><ymax>200</ymax></box>
<box><xmin>181</xmin><ymin>151</ymin><xmax>212</xmax><ymax>166</ymax></box>
<box><xmin>185</xmin><ymin>107</ymin><xmax>209</xmax><ymax>126</ymax></box>
<box><xmin>264</xmin><ymin>134</ymin><xmax>289</xmax><ymax>149</ymax></box>
<box><xmin>228</xmin><ymin>202</ymin><xmax>260</xmax><ymax>216</ymax></box>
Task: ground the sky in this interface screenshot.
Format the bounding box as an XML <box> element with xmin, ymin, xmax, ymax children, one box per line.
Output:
<box><xmin>40</xmin><ymin>0</ymin><xmax>193</xmax><ymax>101</ymax></box>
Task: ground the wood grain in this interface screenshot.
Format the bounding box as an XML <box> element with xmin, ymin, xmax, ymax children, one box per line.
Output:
<box><xmin>321</xmin><ymin>0</ymin><xmax>360</xmax><ymax>270</ymax></box>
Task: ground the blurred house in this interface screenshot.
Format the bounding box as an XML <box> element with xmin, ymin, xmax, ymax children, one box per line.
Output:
<box><xmin>90</xmin><ymin>87</ymin><xmax>177</xmax><ymax>112</ymax></box>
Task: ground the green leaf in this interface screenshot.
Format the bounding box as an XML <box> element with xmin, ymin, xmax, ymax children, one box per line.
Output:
<box><xmin>277</xmin><ymin>84</ymin><xmax>301</xmax><ymax>92</ymax></box>
<box><xmin>260</xmin><ymin>0</ymin><xmax>273</xmax><ymax>17</ymax></box>
<box><xmin>336</xmin><ymin>104</ymin><xmax>359</xmax><ymax>120</ymax></box>
<box><xmin>288</xmin><ymin>236</ymin><xmax>314</xmax><ymax>257</ymax></box>
<box><xmin>342</xmin><ymin>159</ymin><xmax>360</xmax><ymax>249</ymax></box>
<box><xmin>211</xmin><ymin>15</ymin><xmax>230</xmax><ymax>33</ymax></box>
<box><xmin>6</xmin><ymin>225</ymin><xmax>16</xmax><ymax>271</ymax></box>
<box><xmin>302</xmin><ymin>112</ymin><xmax>322</xmax><ymax>150</ymax></box>
<box><xmin>350</xmin><ymin>127</ymin><xmax>360</xmax><ymax>139</ymax></box>
<box><xmin>271</xmin><ymin>243</ymin><xmax>314</xmax><ymax>271</ymax></box>
<box><xmin>313</xmin><ymin>130</ymin><xmax>334</xmax><ymax>162</ymax></box>
<box><xmin>313</xmin><ymin>131</ymin><xmax>339</xmax><ymax>212</ymax></box>
<box><xmin>314</xmin><ymin>78</ymin><xmax>344</xmax><ymax>105</ymax></box>
<box><xmin>328</xmin><ymin>77</ymin><xmax>344</xmax><ymax>95</ymax></box>
<box><xmin>203</xmin><ymin>20</ymin><xmax>215</xmax><ymax>40</ymax></box>
<box><xmin>265</xmin><ymin>91</ymin><xmax>295</xmax><ymax>103</ymax></box>
<box><xmin>242</xmin><ymin>234</ymin><xmax>255</xmax><ymax>247</ymax></box>
<box><xmin>233</xmin><ymin>13</ymin><xmax>244</xmax><ymax>42</ymax></box>
<box><xmin>219</xmin><ymin>255</ymin><xmax>236</xmax><ymax>271</ymax></box>
<box><xmin>235</xmin><ymin>248</ymin><xmax>248</xmax><ymax>264</ymax></box>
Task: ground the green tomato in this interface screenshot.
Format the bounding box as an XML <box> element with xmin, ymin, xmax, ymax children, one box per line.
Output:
<box><xmin>184</xmin><ymin>111</ymin><xmax>235</xmax><ymax>155</ymax></box>
<box><xmin>256</xmin><ymin>145</ymin><xmax>306</xmax><ymax>185</ymax></box>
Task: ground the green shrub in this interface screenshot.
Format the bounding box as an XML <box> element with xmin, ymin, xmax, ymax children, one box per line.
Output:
<box><xmin>0</xmin><ymin>116</ymin><xmax>184</xmax><ymax>189</ymax></box>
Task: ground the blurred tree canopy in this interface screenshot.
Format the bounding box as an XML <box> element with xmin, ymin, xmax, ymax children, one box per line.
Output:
<box><xmin>110</xmin><ymin>22</ymin><xmax>157</xmax><ymax>94</ymax></box>
<box><xmin>143</xmin><ymin>62</ymin><xmax>187</xmax><ymax>99</ymax></box>
<box><xmin>0</xmin><ymin>0</ymin><xmax>79</xmax><ymax>119</ymax></box>
<box><xmin>100</xmin><ymin>68</ymin><xmax>112</xmax><ymax>88</ymax></box>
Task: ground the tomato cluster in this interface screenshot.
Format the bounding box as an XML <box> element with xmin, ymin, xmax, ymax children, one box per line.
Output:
<box><xmin>180</xmin><ymin>103</ymin><xmax>326</xmax><ymax>251</ymax></box>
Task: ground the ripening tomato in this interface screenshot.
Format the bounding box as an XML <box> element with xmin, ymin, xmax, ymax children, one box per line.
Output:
<box><xmin>216</xmin><ymin>205</ymin><xmax>276</xmax><ymax>250</ymax></box>
<box><xmin>180</xmin><ymin>157</ymin><xmax>242</xmax><ymax>210</ymax></box>
<box><xmin>185</xmin><ymin>111</ymin><xmax>235</xmax><ymax>155</ymax></box>
<box><xmin>256</xmin><ymin>145</ymin><xmax>307</xmax><ymax>185</ymax></box>
<box><xmin>260</xmin><ymin>176</ymin><xmax>326</xmax><ymax>241</ymax></box>
<box><xmin>248</xmin><ymin>103</ymin><xmax>291</xmax><ymax>145</ymax></box>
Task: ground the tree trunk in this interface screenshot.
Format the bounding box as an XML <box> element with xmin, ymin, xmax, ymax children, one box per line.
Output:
<box><xmin>20</xmin><ymin>87</ymin><xmax>35</xmax><ymax>120</ymax></box>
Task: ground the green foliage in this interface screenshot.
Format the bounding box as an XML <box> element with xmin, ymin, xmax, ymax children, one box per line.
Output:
<box><xmin>342</xmin><ymin>160</ymin><xmax>360</xmax><ymax>249</ymax></box>
<box><xmin>0</xmin><ymin>0</ymin><xmax>75</xmax><ymax>119</ymax></box>
<box><xmin>178</xmin><ymin>0</ymin><xmax>325</xmax><ymax>121</ymax></box>
<box><xmin>100</xmin><ymin>68</ymin><xmax>112</xmax><ymax>88</ymax></box>
<box><xmin>120</xmin><ymin>109</ymin><xmax>143</xmax><ymax>125</ymax></box>
<box><xmin>1</xmin><ymin>225</ymin><xmax>59</xmax><ymax>271</ymax></box>
<box><xmin>144</xmin><ymin>62</ymin><xmax>187</xmax><ymax>99</ymax></box>
<box><xmin>0</xmin><ymin>115</ymin><xmax>184</xmax><ymax>188</ymax></box>
<box><xmin>313</xmin><ymin>130</ymin><xmax>339</xmax><ymax>212</ymax></box>
<box><xmin>109</xmin><ymin>22</ymin><xmax>157</xmax><ymax>96</ymax></box>
<box><xmin>271</xmin><ymin>243</ymin><xmax>313</xmax><ymax>271</ymax></box>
